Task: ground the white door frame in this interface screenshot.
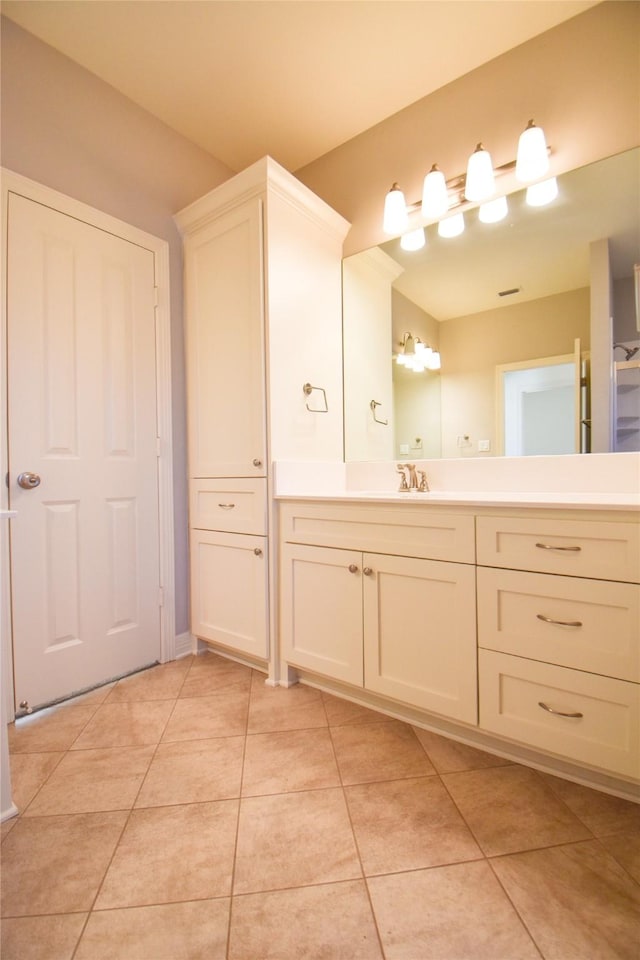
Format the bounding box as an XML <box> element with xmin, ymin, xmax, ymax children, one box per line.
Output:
<box><xmin>1</xmin><ymin>169</ymin><xmax>176</xmax><ymax>719</ymax></box>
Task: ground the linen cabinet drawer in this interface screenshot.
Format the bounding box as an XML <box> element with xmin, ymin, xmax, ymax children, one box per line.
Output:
<box><xmin>477</xmin><ymin>567</ymin><xmax>640</xmax><ymax>682</ymax></box>
<box><xmin>279</xmin><ymin>502</ymin><xmax>475</xmax><ymax>563</ymax></box>
<box><xmin>476</xmin><ymin>516</ymin><xmax>640</xmax><ymax>583</ymax></box>
<box><xmin>190</xmin><ymin>478</ymin><xmax>267</xmax><ymax>534</ymax></box>
<box><xmin>479</xmin><ymin>650</ymin><xmax>640</xmax><ymax>779</ymax></box>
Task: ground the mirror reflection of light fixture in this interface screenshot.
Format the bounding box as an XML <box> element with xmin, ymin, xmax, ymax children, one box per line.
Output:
<box><xmin>383</xmin><ymin>183</ymin><xmax>409</xmax><ymax>234</ymax></box>
<box><xmin>526</xmin><ymin>177</ymin><xmax>558</xmax><ymax>207</ymax></box>
<box><xmin>479</xmin><ymin>194</ymin><xmax>509</xmax><ymax>223</ymax></box>
<box><xmin>422</xmin><ymin>164</ymin><xmax>450</xmax><ymax>219</ymax></box>
<box><xmin>516</xmin><ymin>120</ymin><xmax>549</xmax><ymax>182</ymax></box>
<box><xmin>400</xmin><ymin>227</ymin><xmax>426</xmax><ymax>251</ymax></box>
<box><xmin>396</xmin><ymin>332</ymin><xmax>441</xmax><ymax>372</ymax></box>
<box><xmin>465</xmin><ymin>143</ymin><xmax>496</xmax><ymax>202</ymax></box>
<box><xmin>438</xmin><ymin>212</ymin><xmax>465</xmax><ymax>238</ymax></box>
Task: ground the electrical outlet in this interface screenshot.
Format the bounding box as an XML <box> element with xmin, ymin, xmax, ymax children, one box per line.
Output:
<box><xmin>456</xmin><ymin>434</ymin><xmax>471</xmax><ymax>448</ymax></box>
<box><xmin>411</xmin><ymin>437</ymin><xmax>423</xmax><ymax>450</ymax></box>
<box><xmin>399</xmin><ymin>443</ymin><xmax>409</xmax><ymax>455</ymax></box>
<box><xmin>478</xmin><ymin>439</ymin><xmax>491</xmax><ymax>452</ymax></box>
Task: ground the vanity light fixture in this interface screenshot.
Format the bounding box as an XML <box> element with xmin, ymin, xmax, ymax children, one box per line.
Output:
<box><xmin>383</xmin><ymin>182</ymin><xmax>409</xmax><ymax>234</ymax></box>
<box><xmin>400</xmin><ymin>227</ymin><xmax>426</xmax><ymax>251</ymax></box>
<box><xmin>516</xmin><ymin>120</ymin><xmax>550</xmax><ymax>182</ymax></box>
<box><xmin>383</xmin><ymin>119</ymin><xmax>553</xmax><ymax>242</ymax></box>
<box><xmin>396</xmin><ymin>333</ymin><xmax>441</xmax><ymax>372</ymax></box>
<box><xmin>526</xmin><ymin>177</ymin><xmax>558</xmax><ymax>207</ymax></box>
<box><xmin>465</xmin><ymin>143</ymin><xmax>496</xmax><ymax>202</ymax></box>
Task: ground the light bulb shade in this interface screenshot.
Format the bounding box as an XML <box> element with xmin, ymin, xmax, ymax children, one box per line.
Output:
<box><xmin>438</xmin><ymin>212</ymin><xmax>465</xmax><ymax>238</ymax></box>
<box><xmin>516</xmin><ymin>121</ymin><xmax>549</xmax><ymax>182</ymax></box>
<box><xmin>465</xmin><ymin>144</ymin><xmax>495</xmax><ymax>202</ymax></box>
<box><xmin>478</xmin><ymin>195</ymin><xmax>508</xmax><ymax>224</ymax></box>
<box><xmin>402</xmin><ymin>332</ymin><xmax>416</xmax><ymax>356</ymax></box>
<box><xmin>427</xmin><ymin>351</ymin><xmax>441</xmax><ymax>370</ymax></box>
<box><xmin>400</xmin><ymin>227</ymin><xmax>426</xmax><ymax>251</ymax></box>
<box><xmin>526</xmin><ymin>177</ymin><xmax>558</xmax><ymax>207</ymax></box>
<box><xmin>383</xmin><ymin>183</ymin><xmax>409</xmax><ymax>234</ymax></box>
<box><xmin>421</xmin><ymin>165</ymin><xmax>449</xmax><ymax>219</ymax></box>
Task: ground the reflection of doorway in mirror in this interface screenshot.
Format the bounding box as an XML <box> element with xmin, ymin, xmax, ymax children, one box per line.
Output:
<box><xmin>497</xmin><ymin>341</ymin><xmax>583</xmax><ymax>456</ymax></box>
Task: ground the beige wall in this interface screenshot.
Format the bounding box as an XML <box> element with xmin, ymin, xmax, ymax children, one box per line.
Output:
<box><xmin>0</xmin><ymin>17</ymin><xmax>235</xmax><ymax>635</ymax></box>
<box><xmin>297</xmin><ymin>2</ymin><xmax>640</xmax><ymax>256</ymax></box>
<box><xmin>439</xmin><ymin>287</ymin><xmax>590</xmax><ymax>458</ymax></box>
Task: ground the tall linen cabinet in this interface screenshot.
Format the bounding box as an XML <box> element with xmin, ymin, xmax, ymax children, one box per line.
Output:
<box><xmin>175</xmin><ymin>157</ymin><xmax>350</xmax><ymax>673</ymax></box>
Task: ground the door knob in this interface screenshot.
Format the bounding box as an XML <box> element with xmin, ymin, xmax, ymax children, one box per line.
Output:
<box><xmin>17</xmin><ymin>472</ymin><xmax>41</xmax><ymax>490</ymax></box>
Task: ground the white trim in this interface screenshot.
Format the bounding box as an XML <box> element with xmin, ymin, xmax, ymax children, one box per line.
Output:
<box><xmin>175</xmin><ymin>631</ymin><xmax>195</xmax><ymax>659</ymax></box>
<box><xmin>0</xmin><ymin>169</ymin><xmax>176</xmax><ymax>716</ymax></box>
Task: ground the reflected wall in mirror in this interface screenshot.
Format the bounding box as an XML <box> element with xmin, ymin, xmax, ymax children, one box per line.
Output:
<box><xmin>342</xmin><ymin>148</ymin><xmax>640</xmax><ymax>460</ymax></box>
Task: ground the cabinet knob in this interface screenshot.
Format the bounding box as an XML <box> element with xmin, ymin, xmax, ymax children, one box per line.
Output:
<box><xmin>252</xmin><ymin>458</ymin><xmax>263</xmax><ymax>468</ymax></box>
<box><xmin>363</xmin><ymin>566</ymin><xmax>373</xmax><ymax>576</ymax></box>
<box><xmin>348</xmin><ymin>563</ymin><xmax>358</xmax><ymax>573</ymax></box>
<box><xmin>254</xmin><ymin>547</ymin><xmax>263</xmax><ymax>557</ymax></box>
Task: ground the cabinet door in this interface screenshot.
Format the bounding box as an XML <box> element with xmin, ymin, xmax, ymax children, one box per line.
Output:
<box><xmin>190</xmin><ymin>529</ymin><xmax>268</xmax><ymax>659</ymax></box>
<box><xmin>363</xmin><ymin>554</ymin><xmax>477</xmax><ymax>723</ymax></box>
<box><xmin>184</xmin><ymin>198</ymin><xmax>266</xmax><ymax>477</ymax></box>
<box><xmin>281</xmin><ymin>543</ymin><xmax>363</xmax><ymax>685</ymax></box>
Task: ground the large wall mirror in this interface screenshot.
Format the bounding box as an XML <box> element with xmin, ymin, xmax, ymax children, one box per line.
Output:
<box><xmin>342</xmin><ymin>148</ymin><xmax>640</xmax><ymax>461</ymax></box>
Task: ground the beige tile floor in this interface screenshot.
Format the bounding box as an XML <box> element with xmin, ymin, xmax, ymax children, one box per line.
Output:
<box><xmin>2</xmin><ymin>651</ymin><xmax>639</xmax><ymax>960</ymax></box>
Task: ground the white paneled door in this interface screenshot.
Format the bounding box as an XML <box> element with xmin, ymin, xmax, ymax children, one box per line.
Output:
<box><xmin>7</xmin><ymin>194</ymin><xmax>161</xmax><ymax>712</ymax></box>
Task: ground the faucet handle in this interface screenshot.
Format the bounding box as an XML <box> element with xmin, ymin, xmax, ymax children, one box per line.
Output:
<box><xmin>418</xmin><ymin>471</ymin><xmax>429</xmax><ymax>492</ymax></box>
<box><xmin>396</xmin><ymin>463</ymin><xmax>409</xmax><ymax>491</ymax></box>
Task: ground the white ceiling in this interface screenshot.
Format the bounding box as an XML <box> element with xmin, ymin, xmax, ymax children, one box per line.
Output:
<box><xmin>1</xmin><ymin>0</ymin><xmax>598</xmax><ymax>172</ymax></box>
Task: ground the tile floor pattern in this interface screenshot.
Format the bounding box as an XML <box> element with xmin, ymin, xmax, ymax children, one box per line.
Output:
<box><xmin>1</xmin><ymin>652</ymin><xmax>639</xmax><ymax>960</ymax></box>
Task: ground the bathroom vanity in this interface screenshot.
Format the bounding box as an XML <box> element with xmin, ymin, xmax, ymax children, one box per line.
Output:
<box><xmin>275</xmin><ymin>459</ymin><xmax>640</xmax><ymax>799</ymax></box>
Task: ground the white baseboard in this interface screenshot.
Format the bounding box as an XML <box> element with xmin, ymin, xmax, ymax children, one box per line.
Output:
<box><xmin>174</xmin><ymin>631</ymin><xmax>196</xmax><ymax>659</ymax></box>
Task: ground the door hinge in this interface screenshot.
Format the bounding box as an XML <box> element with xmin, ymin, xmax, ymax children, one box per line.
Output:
<box><xmin>159</xmin><ymin>587</ymin><xmax>164</xmax><ymax>608</ymax></box>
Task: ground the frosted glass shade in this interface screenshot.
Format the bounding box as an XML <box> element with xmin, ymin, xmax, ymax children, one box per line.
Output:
<box><xmin>438</xmin><ymin>212</ymin><xmax>465</xmax><ymax>238</ymax></box>
<box><xmin>479</xmin><ymin>195</ymin><xmax>508</xmax><ymax>223</ymax></box>
<box><xmin>516</xmin><ymin>121</ymin><xmax>549</xmax><ymax>182</ymax></box>
<box><xmin>465</xmin><ymin>144</ymin><xmax>495</xmax><ymax>201</ymax></box>
<box><xmin>383</xmin><ymin>183</ymin><xmax>409</xmax><ymax>234</ymax></box>
<box><xmin>526</xmin><ymin>177</ymin><xmax>558</xmax><ymax>207</ymax></box>
<box><xmin>400</xmin><ymin>227</ymin><xmax>426</xmax><ymax>251</ymax></box>
<box><xmin>422</xmin><ymin>165</ymin><xmax>449</xmax><ymax>219</ymax></box>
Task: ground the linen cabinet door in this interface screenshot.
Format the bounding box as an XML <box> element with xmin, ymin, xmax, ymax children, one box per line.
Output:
<box><xmin>363</xmin><ymin>554</ymin><xmax>477</xmax><ymax>723</ymax></box>
<box><xmin>190</xmin><ymin>529</ymin><xmax>268</xmax><ymax>659</ymax></box>
<box><xmin>184</xmin><ymin>198</ymin><xmax>267</xmax><ymax>478</ymax></box>
<box><xmin>281</xmin><ymin>543</ymin><xmax>363</xmax><ymax>685</ymax></box>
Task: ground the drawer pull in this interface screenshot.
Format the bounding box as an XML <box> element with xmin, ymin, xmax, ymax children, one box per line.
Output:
<box><xmin>348</xmin><ymin>563</ymin><xmax>359</xmax><ymax>574</ymax></box>
<box><xmin>363</xmin><ymin>567</ymin><xmax>374</xmax><ymax>576</ymax></box>
<box><xmin>535</xmin><ymin>542</ymin><xmax>581</xmax><ymax>552</ymax></box>
<box><xmin>218</xmin><ymin>503</ymin><xmax>236</xmax><ymax>510</ymax></box>
<box><xmin>538</xmin><ymin>701</ymin><xmax>584</xmax><ymax>719</ymax></box>
<box><xmin>536</xmin><ymin>613</ymin><xmax>583</xmax><ymax>628</ymax></box>
<box><xmin>254</xmin><ymin>547</ymin><xmax>263</xmax><ymax>557</ymax></box>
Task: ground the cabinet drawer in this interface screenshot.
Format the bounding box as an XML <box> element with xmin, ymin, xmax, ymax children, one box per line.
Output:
<box><xmin>280</xmin><ymin>502</ymin><xmax>475</xmax><ymax>563</ymax></box>
<box><xmin>476</xmin><ymin>516</ymin><xmax>640</xmax><ymax>583</ymax></box>
<box><xmin>479</xmin><ymin>650</ymin><xmax>640</xmax><ymax>779</ymax></box>
<box><xmin>190</xmin><ymin>478</ymin><xmax>267</xmax><ymax>534</ymax></box>
<box><xmin>477</xmin><ymin>567</ymin><xmax>640</xmax><ymax>682</ymax></box>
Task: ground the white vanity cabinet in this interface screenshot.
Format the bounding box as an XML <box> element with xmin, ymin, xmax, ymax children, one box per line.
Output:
<box><xmin>476</xmin><ymin>514</ymin><xmax>640</xmax><ymax>779</ymax></box>
<box><xmin>280</xmin><ymin>502</ymin><xmax>477</xmax><ymax>723</ymax></box>
<box><xmin>175</xmin><ymin>158</ymin><xmax>349</xmax><ymax>662</ymax></box>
